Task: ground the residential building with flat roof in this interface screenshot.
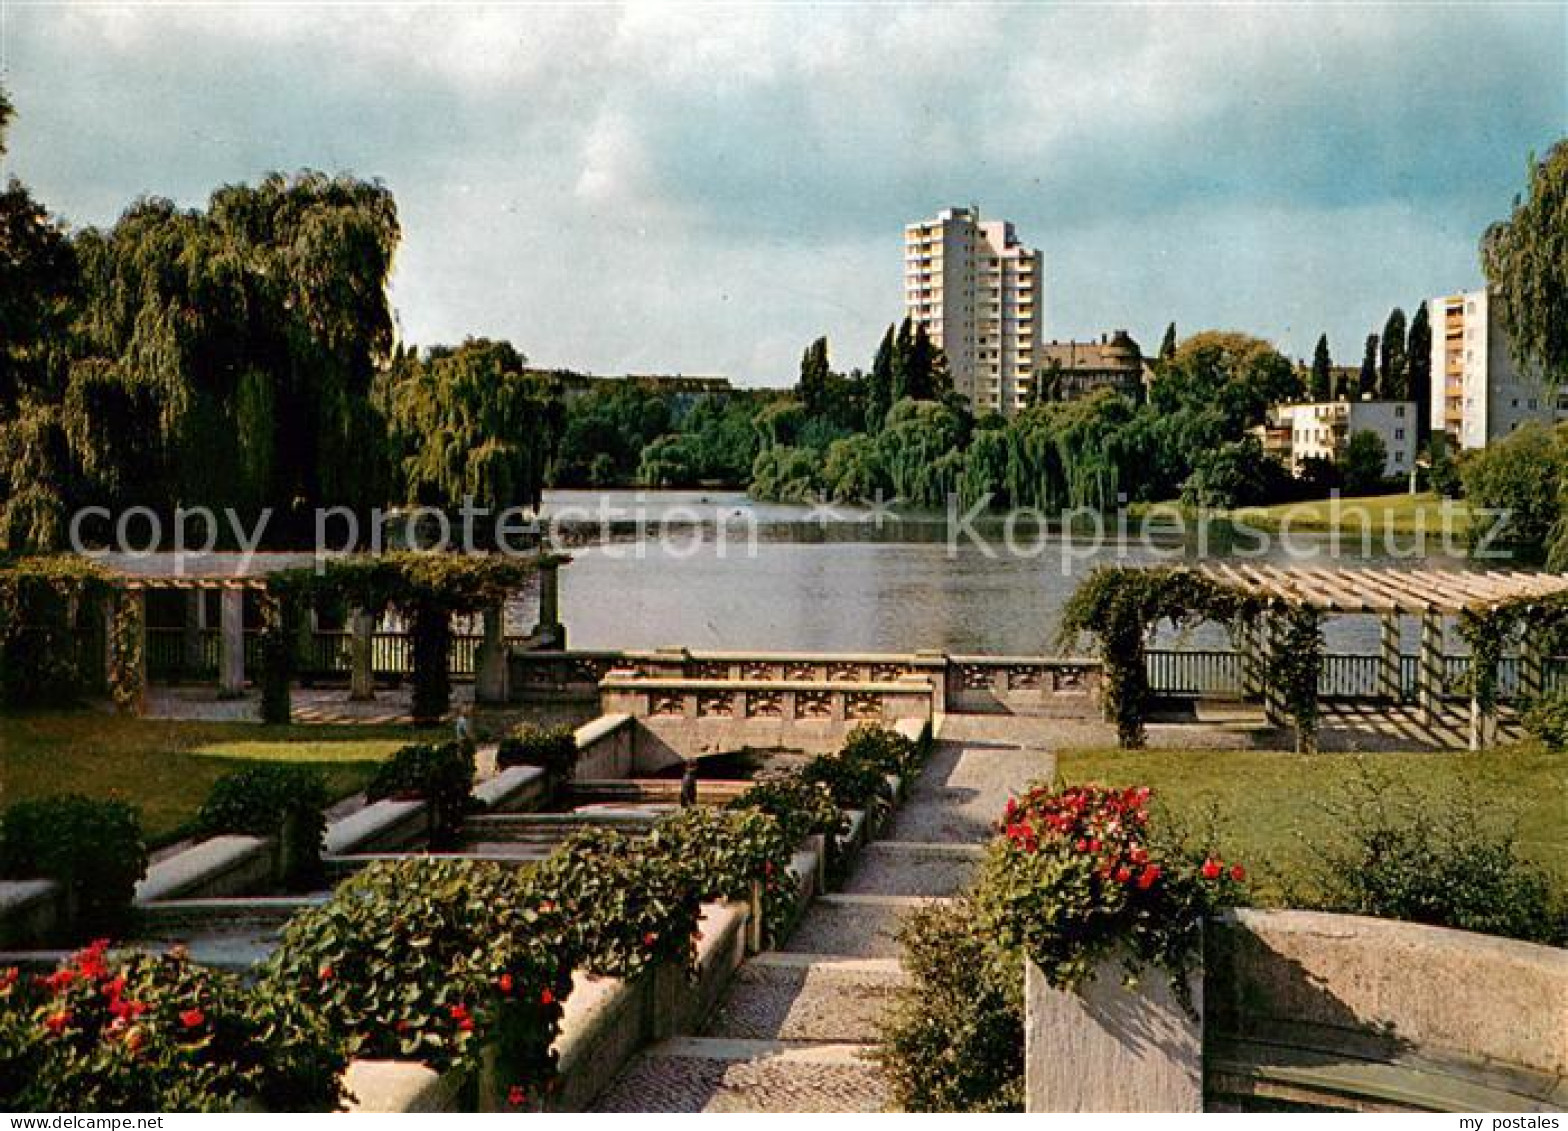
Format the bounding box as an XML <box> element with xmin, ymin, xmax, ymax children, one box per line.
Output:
<box><xmin>1264</xmin><ymin>399</ymin><xmax>1418</xmax><ymax>478</ymax></box>
<box><xmin>904</xmin><ymin>206</ymin><xmax>1044</xmax><ymax>416</ymax></box>
<box><xmin>1429</xmin><ymin>287</ymin><xmax>1565</xmax><ymax>449</ymax></box>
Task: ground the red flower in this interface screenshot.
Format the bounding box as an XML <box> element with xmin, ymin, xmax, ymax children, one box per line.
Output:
<box><xmin>1230</xmin><ymin>864</ymin><xmax>1246</xmax><ymax>882</ymax></box>
<box><xmin>1201</xmin><ymin>858</ymin><xmax>1222</xmax><ymax>881</ymax></box>
<box><xmin>44</xmin><ymin>1010</ymin><xmax>72</xmax><ymax>1035</ymax></box>
<box><xmin>318</xmin><ymin>964</ymin><xmax>335</xmax><ymax>981</ymax></box>
<box><xmin>43</xmin><ymin>967</ymin><xmax>77</xmax><ymax>994</ymax></box>
<box><xmin>0</xmin><ymin>968</ymin><xmax>19</xmax><ymax>992</ymax></box>
<box><xmin>1113</xmin><ymin>865</ymin><xmax>1133</xmax><ymax>884</ymax></box>
<box><xmin>497</xmin><ymin>973</ymin><xmax>514</xmax><ymax>995</ymax></box>
<box><xmin>507</xmin><ymin>1085</ymin><xmax>526</xmax><ymax>1108</ymax></box>
<box><xmin>1136</xmin><ymin>864</ymin><xmax>1162</xmax><ymax>890</ymax></box>
<box><xmin>643</xmin><ymin>932</ymin><xmax>658</xmax><ymax>948</ymax></box>
<box><xmin>449</xmin><ymin>1004</ymin><xmax>473</xmax><ymax>1032</ymax></box>
<box><xmin>125</xmin><ymin>1028</ymin><xmax>145</xmax><ymax>1054</ymax></box>
<box><xmin>540</xmin><ymin>987</ymin><xmax>554</xmax><ymax>1006</ymax></box>
<box><xmin>1073</xmin><ymin>838</ymin><xmax>1088</xmax><ymax>853</ymax></box>
<box><xmin>180</xmin><ymin>1008</ymin><xmax>205</xmax><ymax>1030</ymax></box>
<box><xmin>395</xmin><ymin>1019</ymin><xmax>411</xmax><ymax>1033</ymax></box>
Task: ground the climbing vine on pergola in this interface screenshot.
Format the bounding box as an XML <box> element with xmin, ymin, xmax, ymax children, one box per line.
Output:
<box><xmin>262</xmin><ymin>552</ymin><xmax>561</xmax><ymax>725</ymax></box>
<box><xmin>0</xmin><ymin>555</ymin><xmax>123</xmax><ymax>709</ymax></box>
<box><xmin>1059</xmin><ymin>566</ymin><xmax>1326</xmax><ymax>753</ymax></box>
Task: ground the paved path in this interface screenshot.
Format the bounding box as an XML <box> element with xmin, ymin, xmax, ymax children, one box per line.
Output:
<box><xmin>589</xmin><ymin>717</ymin><xmax>1056</xmax><ymax>1112</ymax></box>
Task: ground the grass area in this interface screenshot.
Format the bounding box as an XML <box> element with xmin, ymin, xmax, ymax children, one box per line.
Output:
<box><xmin>1228</xmin><ymin>491</ymin><xmax>1474</xmax><ymax>537</ymax></box>
<box><xmin>0</xmin><ymin>714</ymin><xmax>420</xmax><ymax>846</ymax></box>
<box><xmin>1056</xmin><ymin>745</ymin><xmax>1567</xmax><ymax>905</ymax></box>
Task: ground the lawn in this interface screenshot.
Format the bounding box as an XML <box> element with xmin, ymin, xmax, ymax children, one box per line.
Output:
<box><xmin>1056</xmin><ymin>745</ymin><xmax>1567</xmax><ymax>905</ymax></box>
<box><xmin>0</xmin><ymin>714</ymin><xmax>420</xmax><ymax>845</ymax></box>
<box><xmin>1229</xmin><ymin>491</ymin><xmax>1475</xmax><ymax>538</ymax></box>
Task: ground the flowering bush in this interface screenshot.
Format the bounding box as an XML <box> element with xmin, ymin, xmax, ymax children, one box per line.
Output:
<box><xmin>651</xmin><ymin>807</ymin><xmax>800</xmax><ymax>945</ymax></box>
<box><xmin>531</xmin><ymin>826</ymin><xmax>704</xmax><ymax>980</ymax></box>
<box><xmin>366</xmin><ymin>741</ymin><xmax>476</xmax><ymax>848</ymax></box>
<box><xmin>495</xmin><ymin>725</ymin><xmax>578</xmax><ymax>799</ymax></box>
<box><xmin>974</xmin><ymin>783</ymin><xmax>1244</xmax><ymax>1003</ymax></box>
<box><xmin>0</xmin><ymin>941</ymin><xmax>344</xmax><ymax>1111</ymax></box>
<box><xmin>726</xmin><ymin>770</ymin><xmax>845</xmax><ymax>846</ymax></box>
<box><xmin>838</xmin><ymin>723</ymin><xmax>923</xmax><ymax>779</ymax></box>
<box><xmin>267</xmin><ymin>858</ymin><xmax>571</xmax><ymax>1090</ymax></box>
<box><xmin>800</xmin><ymin>750</ymin><xmax>891</xmax><ymax>812</ymax></box>
<box><xmin>198</xmin><ymin>765</ymin><xmax>329</xmax><ymax>889</ymax></box>
<box><xmin>0</xmin><ymin>795</ymin><xmax>146</xmax><ymax>941</ymax></box>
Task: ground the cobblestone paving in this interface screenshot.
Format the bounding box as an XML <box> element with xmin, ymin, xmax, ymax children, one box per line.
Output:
<box><xmin>777</xmin><ymin>898</ymin><xmax>916</xmax><ymax>959</ymax></box>
<box><xmin>839</xmin><ymin>843</ymin><xmax>984</xmax><ymax>897</ymax></box>
<box><xmin>703</xmin><ymin>958</ymin><xmax>908</xmax><ymax>1041</ymax></box>
<box><xmin>883</xmin><ymin>734</ymin><xmax>1057</xmax><ymax>844</ymax></box>
<box><xmin>591</xmin><ymin>1042</ymin><xmax>887</xmax><ymax>1112</ymax></box>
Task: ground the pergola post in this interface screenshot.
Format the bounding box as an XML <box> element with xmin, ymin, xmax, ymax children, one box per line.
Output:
<box><xmin>1260</xmin><ymin>620</ymin><xmax>1285</xmax><ymax>726</ymax></box>
<box><xmin>1238</xmin><ymin>621</ymin><xmax>1259</xmax><ymax>699</ymax></box>
<box><xmin>111</xmin><ymin>589</ymin><xmax>148</xmax><ymax>716</ymax></box>
<box><xmin>1378</xmin><ymin>613</ymin><xmax>1402</xmax><ymax>703</ymax></box>
<box><xmin>475</xmin><ymin>603</ymin><xmax>510</xmax><ymax>704</ymax></box>
<box><xmin>1520</xmin><ymin>631</ymin><xmax>1545</xmax><ymax>704</ymax></box>
<box><xmin>183</xmin><ymin>589</ymin><xmax>205</xmax><ymax>675</ymax></box>
<box><xmin>349</xmin><ymin>608</ymin><xmax>376</xmax><ymax>702</ymax></box>
<box><xmin>218</xmin><ymin>587</ymin><xmax>246</xmax><ymax>699</ymax></box>
<box><xmin>1418</xmin><ymin>610</ymin><xmax>1443</xmax><ymax>723</ymax></box>
<box><xmin>533</xmin><ymin>559</ymin><xmax>565</xmax><ymax>648</ymax></box>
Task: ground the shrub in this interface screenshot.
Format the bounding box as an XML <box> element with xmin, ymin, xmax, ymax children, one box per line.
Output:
<box><xmin>366</xmin><ymin>741</ymin><xmax>476</xmax><ymax>848</ymax></box>
<box><xmin>874</xmin><ymin>898</ymin><xmax>1023</xmax><ymax>1112</ymax></box>
<box><xmin>651</xmin><ymin>807</ymin><xmax>799</xmax><ymax>944</ymax></box>
<box><xmin>974</xmin><ymin>783</ymin><xmax>1243</xmax><ymax>1003</ymax></box>
<box><xmin>1303</xmin><ymin>767</ymin><xmax>1565</xmax><ymax>946</ymax></box>
<box><xmin>725</xmin><ymin>770</ymin><xmax>845</xmax><ymax>846</ymax></box>
<box><xmin>0</xmin><ymin>796</ymin><xmax>146</xmax><ymax>941</ymax></box>
<box><xmin>496</xmin><ymin>725</ymin><xmax>578</xmax><ymax>798</ymax></box>
<box><xmin>531</xmin><ymin>826</ymin><xmax>704</xmax><ymax>981</ymax></box>
<box><xmin>800</xmin><ymin>751</ymin><xmax>890</xmax><ymax>812</ymax></box>
<box><xmin>267</xmin><ymin>857</ymin><xmax>571</xmax><ymax>1090</ymax></box>
<box><xmin>198</xmin><ymin>766</ymin><xmax>329</xmax><ymax>889</ymax></box>
<box><xmin>838</xmin><ymin>724</ymin><xmax>921</xmax><ymax>779</ymax></box>
<box><xmin>1521</xmin><ymin>688</ymin><xmax>1568</xmax><ymax>750</ymax></box>
<box><xmin>0</xmin><ymin>940</ymin><xmax>344</xmax><ymax>1112</ymax></box>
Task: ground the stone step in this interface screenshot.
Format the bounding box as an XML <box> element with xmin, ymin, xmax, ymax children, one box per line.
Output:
<box><xmin>838</xmin><ymin>841</ymin><xmax>984</xmax><ymax>898</ymax></box>
<box><xmin>778</xmin><ymin>894</ymin><xmax>944</xmax><ymax>960</ymax></box>
<box><xmin>703</xmin><ymin>954</ymin><xmax>909</xmax><ymax>1042</ymax></box>
<box><xmin>589</xmin><ymin>1037</ymin><xmax>887</xmax><ymax>1112</ymax></box>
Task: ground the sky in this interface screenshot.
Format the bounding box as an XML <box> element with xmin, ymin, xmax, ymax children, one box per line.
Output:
<box><xmin>4</xmin><ymin>2</ymin><xmax>1565</xmax><ymax>386</ymax></box>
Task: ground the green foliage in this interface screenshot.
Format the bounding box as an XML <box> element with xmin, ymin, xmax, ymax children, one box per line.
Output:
<box><xmin>365</xmin><ymin>741</ymin><xmax>476</xmax><ymax>848</ymax></box>
<box><xmin>749</xmin><ymin>444</ymin><xmax>822</xmax><ymax>502</ymax></box>
<box><xmin>800</xmin><ymin>749</ymin><xmax>891</xmax><ymax>812</ymax></box>
<box><xmin>1359</xmin><ymin>333</ymin><xmax>1380</xmax><ymax>397</ymax></box>
<box><xmin>651</xmin><ymin>807</ymin><xmax>799</xmax><ymax>944</ymax></box>
<box><xmin>198</xmin><ymin>765</ymin><xmax>328</xmax><ymax>889</ymax></box>
<box><xmin>873</xmin><ymin>898</ymin><xmax>1024</xmax><ymax>1112</ymax></box>
<box><xmin>496</xmin><ymin>724</ymin><xmax>578</xmax><ymax>797</ymax></box>
<box><xmin>1379</xmin><ymin>307</ymin><xmax>1408</xmax><ymax>399</ymax></box>
<box><xmin>1180</xmin><ymin>436</ymin><xmax>1290</xmax><ymax>510</ymax></box>
<box><xmin>838</xmin><ymin>723</ymin><xmax>922</xmax><ymax>779</ymax></box>
<box><xmin>726</xmin><ymin>770</ymin><xmax>846</xmax><ymax>847</ymax></box>
<box><xmin>1340</xmin><ymin>429</ymin><xmax>1390</xmax><ymax>495</ymax></box>
<box><xmin>256</xmin><ymin>592</ymin><xmax>295</xmax><ymax>725</ymax></box>
<box><xmin>0</xmin><ymin>941</ymin><xmax>345</xmax><ymax>1112</ymax></box>
<box><xmin>1458</xmin><ymin>420</ymin><xmax>1568</xmax><ymax>561</ymax></box>
<box><xmin>1521</xmin><ymin>687</ymin><xmax>1568</xmax><ymax>750</ymax></box>
<box><xmin>1302</xmin><ymin>765</ymin><xmax>1565</xmax><ymax>946</ymax></box>
<box><xmin>267</xmin><ymin>858</ymin><xmax>570</xmax><ymax>1081</ymax></box>
<box><xmin>0</xmin><ymin>795</ymin><xmax>146</xmax><ymax>940</ymax></box>
<box><xmin>1265</xmin><ymin>605</ymin><xmax>1323</xmax><ymax>753</ymax></box>
<box><xmin>1481</xmin><ymin>140</ymin><xmax>1568</xmax><ymax>381</ymax></box>
<box><xmin>1309</xmin><ymin>334</ymin><xmax>1333</xmax><ymax>401</ymax></box>
<box><xmin>975</xmin><ymin>783</ymin><xmax>1243</xmax><ymax>1004</ymax></box>
<box><xmin>381</xmin><ymin>338</ymin><xmax>561</xmax><ymax>516</ymax></box>
<box><xmin>1060</xmin><ymin>566</ymin><xmax>1258</xmax><ymax>748</ymax></box>
<box><xmin>0</xmin><ymin>556</ymin><xmax>111</xmax><ymax>708</ymax></box>
<box><xmin>1408</xmin><ymin>302</ymin><xmax>1433</xmax><ymax>442</ymax></box>
<box><xmin>530</xmin><ymin>826</ymin><xmax>704</xmax><ymax>980</ymax></box>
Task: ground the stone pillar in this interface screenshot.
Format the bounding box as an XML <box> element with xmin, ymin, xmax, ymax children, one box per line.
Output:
<box><xmin>1378</xmin><ymin>613</ymin><xmax>1402</xmax><ymax>703</ymax></box>
<box><xmin>182</xmin><ymin>589</ymin><xmax>205</xmax><ymax>675</ymax></box>
<box><xmin>349</xmin><ymin>609</ymin><xmax>376</xmax><ymax>702</ymax></box>
<box><xmin>218</xmin><ymin>587</ymin><xmax>246</xmax><ymax>699</ymax></box>
<box><xmin>475</xmin><ymin>604</ymin><xmax>510</xmax><ymax>704</ymax></box>
<box><xmin>532</xmin><ymin>560</ymin><xmax>564</xmax><ymax>648</ymax></box>
<box><xmin>1418</xmin><ymin>610</ymin><xmax>1443</xmax><ymax>723</ymax></box>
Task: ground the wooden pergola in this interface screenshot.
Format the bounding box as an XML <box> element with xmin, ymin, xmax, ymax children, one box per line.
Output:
<box><xmin>1192</xmin><ymin>563</ymin><xmax>1568</xmax><ymax>749</ymax></box>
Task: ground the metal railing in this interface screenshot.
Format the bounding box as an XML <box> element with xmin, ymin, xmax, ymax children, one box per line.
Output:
<box><xmin>144</xmin><ymin>628</ymin><xmax>529</xmax><ymax>682</ymax></box>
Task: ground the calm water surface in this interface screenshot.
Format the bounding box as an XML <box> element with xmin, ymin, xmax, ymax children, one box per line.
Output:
<box><xmin>541</xmin><ymin>490</ymin><xmax>1474</xmax><ymax>655</ymax></box>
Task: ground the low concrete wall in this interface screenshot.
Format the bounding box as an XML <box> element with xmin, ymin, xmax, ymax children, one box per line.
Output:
<box><xmin>136</xmin><ymin>835</ymin><xmax>276</xmax><ymax>904</ymax></box>
<box><xmin>0</xmin><ymin>880</ymin><xmax>62</xmax><ymax>948</ymax></box>
<box><xmin>325</xmin><ymin>799</ymin><xmax>429</xmax><ymax>856</ymax></box>
<box><xmin>1207</xmin><ymin>908</ymin><xmax>1568</xmax><ymax>1079</ymax></box>
<box><xmin>472</xmin><ymin>765</ymin><xmax>547</xmax><ymax>812</ymax></box>
<box><xmin>572</xmin><ymin>713</ymin><xmax>635</xmax><ymax>780</ymax></box>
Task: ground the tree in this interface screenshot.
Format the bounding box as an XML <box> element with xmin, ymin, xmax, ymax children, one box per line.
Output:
<box><xmin>1339</xmin><ymin>430</ymin><xmax>1388</xmax><ymax>495</ymax></box>
<box><xmin>383</xmin><ymin>338</ymin><xmax>560</xmax><ymax>517</ymax></box>
<box><xmin>1310</xmin><ymin>334</ymin><xmax>1333</xmax><ymax>401</ymax></box>
<box><xmin>1180</xmin><ymin>436</ymin><xmax>1289</xmax><ymax>510</ymax></box>
<box><xmin>1407</xmin><ymin>302</ymin><xmax>1433</xmax><ymax>442</ymax></box>
<box><xmin>1358</xmin><ymin>334</ymin><xmax>1379</xmax><ymax>399</ymax></box>
<box><xmin>1031</xmin><ymin>358</ymin><xmax>1065</xmax><ymax>406</ymax></box>
<box><xmin>1481</xmin><ymin>141</ymin><xmax>1568</xmax><ymax>381</ymax></box>
<box><xmin>866</xmin><ymin>324</ymin><xmax>895</xmax><ymax>430</ymax></box>
<box><xmin>798</xmin><ymin>337</ymin><xmax>832</xmax><ymax>418</ymax></box>
<box><xmin>1460</xmin><ymin>422</ymin><xmax>1568</xmax><ymax>561</ymax></box>
<box><xmin>1380</xmin><ymin>307</ymin><xmax>1408</xmax><ymax>399</ymax></box>
<box><xmin>1158</xmin><ymin>323</ymin><xmax>1178</xmax><ymax>362</ymax></box>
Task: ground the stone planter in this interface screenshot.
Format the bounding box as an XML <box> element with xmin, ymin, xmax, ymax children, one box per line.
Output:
<box><xmin>1024</xmin><ymin>950</ymin><xmax>1203</xmax><ymax>1112</ymax></box>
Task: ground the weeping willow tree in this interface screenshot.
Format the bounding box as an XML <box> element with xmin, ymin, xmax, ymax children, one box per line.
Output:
<box><xmin>1</xmin><ymin>163</ymin><xmax>401</xmax><ymax>550</ymax></box>
<box><xmin>997</xmin><ymin>389</ymin><xmax>1139</xmax><ymax>513</ymax></box>
<box><xmin>379</xmin><ymin>338</ymin><xmax>563</xmax><ymax>520</ymax></box>
<box><xmin>877</xmin><ymin>398</ymin><xmax>967</xmax><ymax>507</ymax></box>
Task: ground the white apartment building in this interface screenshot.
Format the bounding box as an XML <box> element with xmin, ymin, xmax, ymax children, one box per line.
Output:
<box><xmin>1429</xmin><ymin>287</ymin><xmax>1566</xmax><ymax>449</ymax></box>
<box><xmin>904</xmin><ymin>206</ymin><xmax>1044</xmax><ymax>415</ymax></box>
<box><xmin>1268</xmin><ymin>400</ymin><xmax>1418</xmax><ymax>478</ymax></box>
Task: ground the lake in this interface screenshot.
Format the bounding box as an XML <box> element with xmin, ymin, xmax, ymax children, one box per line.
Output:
<box><xmin>539</xmin><ymin>490</ymin><xmax>1477</xmax><ymax>656</ymax></box>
